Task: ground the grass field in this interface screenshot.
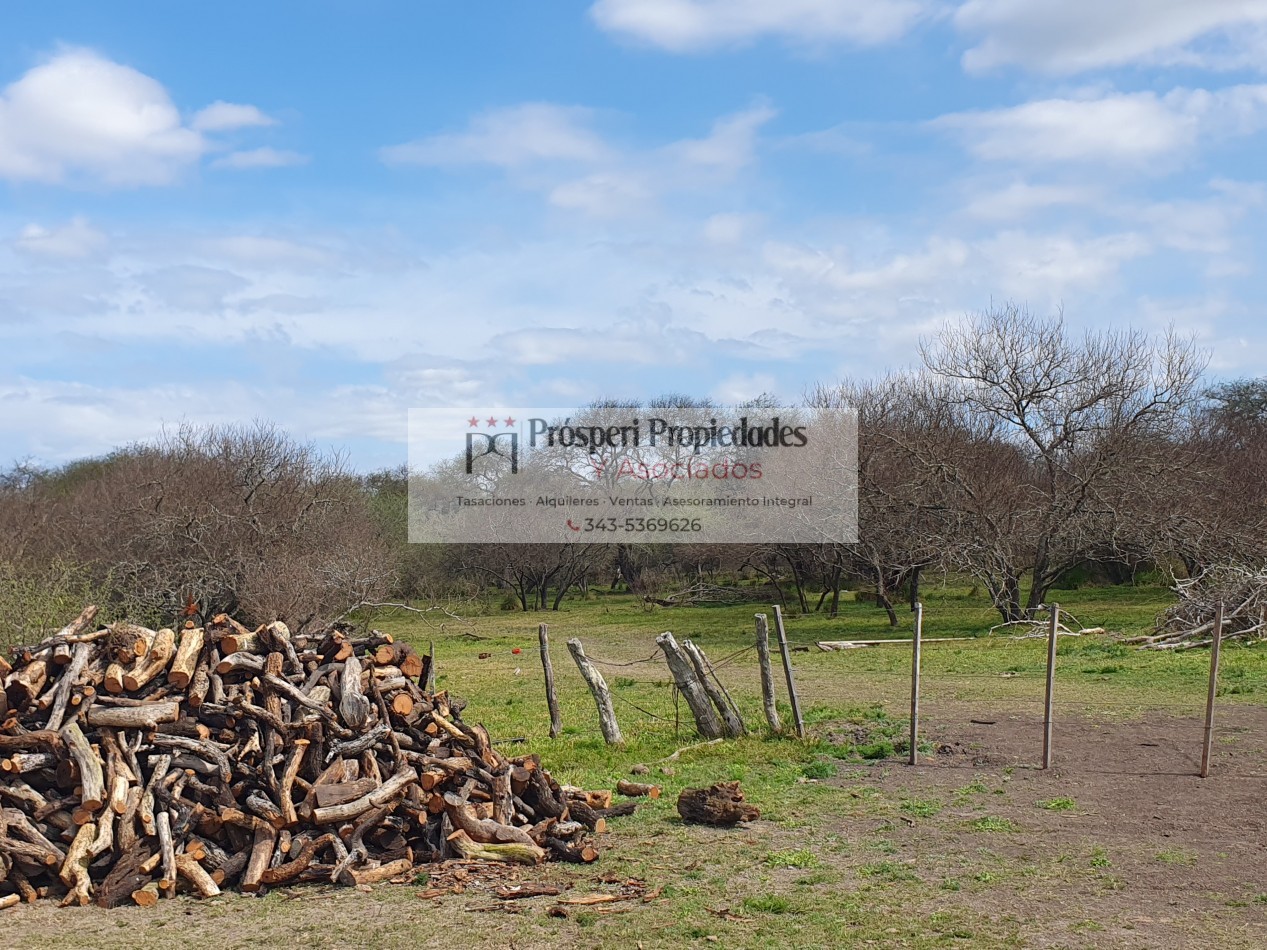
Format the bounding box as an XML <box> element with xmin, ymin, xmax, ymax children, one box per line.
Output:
<box><xmin>8</xmin><ymin>580</ymin><xmax>1267</xmax><ymax>949</ymax></box>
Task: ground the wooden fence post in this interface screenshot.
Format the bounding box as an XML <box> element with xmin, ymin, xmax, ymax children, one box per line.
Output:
<box><xmin>772</xmin><ymin>605</ymin><xmax>805</xmax><ymax>739</ymax></box>
<box><xmin>566</xmin><ymin>638</ymin><xmax>622</xmax><ymax>745</ymax></box>
<box><xmin>656</xmin><ymin>632</ymin><xmax>724</xmax><ymax>739</ymax></box>
<box><xmin>1200</xmin><ymin>602</ymin><xmax>1225</xmax><ymax>778</ymax></box>
<box><xmin>682</xmin><ymin>639</ymin><xmax>745</xmax><ymax>738</ymax></box>
<box><xmin>754</xmin><ymin>613</ymin><xmax>782</xmax><ymax>733</ymax></box>
<box><xmin>539</xmin><ymin>623</ymin><xmax>562</xmax><ymax>739</ymax></box>
<box><xmin>909</xmin><ymin>602</ymin><xmax>923</xmax><ymax>766</ymax></box>
<box><xmin>1042</xmin><ymin>603</ymin><xmax>1059</xmax><ymax>770</ymax></box>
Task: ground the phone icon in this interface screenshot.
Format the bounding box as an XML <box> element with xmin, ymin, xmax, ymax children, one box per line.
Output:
<box><xmin>566</xmin><ymin>519</ymin><xmax>582</xmax><ymax>531</ymax></box>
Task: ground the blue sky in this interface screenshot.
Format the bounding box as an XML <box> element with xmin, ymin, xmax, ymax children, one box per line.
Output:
<box><xmin>3</xmin><ymin>1</ymin><xmax>1266</xmax><ymax>470</ymax></box>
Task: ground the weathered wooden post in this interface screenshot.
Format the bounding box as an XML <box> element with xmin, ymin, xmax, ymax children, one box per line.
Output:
<box><xmin>682</xmin><ymin>639</ymin><xmax>745</xmax><ymax>738</ymax></box>
<box><xmin>567</xmin><ymin>638</ymin><xmax>622</xmax><ymax>745</ymax></box>
<box><xmin>1042</xmin><ymin>603</ymin><xmax>1059</xmax><ymax>770</ymax></box>
<box><xmin>772</xmin><ymin>605</ymin><xmax>805</xmax><ymax>739</ymax></box>
<box><xmin>656</xmin><ymin>632</ymin><xmax>724</xmax><ymax>739</ymax></box>
<box><xmin>539</xmin><ymin>623</ymin><xmax>562</xmax><ymax>739</ymax></box>
<box><xmin>754</xmin><ymin>613</ymin><xmax>782</xmax><ymax>733</ymax></box>
<box><xmin>909</xmin><ymin>602</ymin><xmax>923</xmax><ymax>766</ymax></box>
<box><xmin>1200</xmin><ymin>602</ymin><xmax>1225</xmax><ymax>778</ymax></box>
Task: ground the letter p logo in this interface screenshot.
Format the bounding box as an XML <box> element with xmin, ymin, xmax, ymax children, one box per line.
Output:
<box><xmin>466</xmin><ymin>432</ymin><xmax>519</xmax><ymax>474</ymax></box>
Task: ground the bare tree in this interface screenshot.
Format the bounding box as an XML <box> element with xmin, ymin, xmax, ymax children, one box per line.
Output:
<box><xmin>908</xmin><ymin>304</ymin><xmax>1206</xmax><ymax>620</ymax></box>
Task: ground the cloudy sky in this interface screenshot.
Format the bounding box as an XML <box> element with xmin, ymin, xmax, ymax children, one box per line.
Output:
<box><xmin>3</xmin><ymin>1</ymin><xmax>1266</xmax><ymax>470</ymax></box>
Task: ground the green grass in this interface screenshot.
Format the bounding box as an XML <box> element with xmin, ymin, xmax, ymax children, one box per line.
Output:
<box><xmin>8</xmin><ymin>579</ymin><xmax>1267</xmax><ymax>950</ymax></box>
<box><xmin>1038</xmin><ymin>797</ymin><xmax>1078</xmax><ymax>811</ymax></box>
<box><xmin>901</xmin><ymin>797</ymin><xmax>945</xmax><ymax>818</ymax></box>
<box><xmin>764</xmin><ymin>848</ymin><xmax>822</xmax><ymax>869</ymax></box>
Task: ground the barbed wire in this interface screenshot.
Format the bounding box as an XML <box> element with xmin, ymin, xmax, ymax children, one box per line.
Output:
<box><xmin>588</xmin><ymin>649</ymin><xmax>665</xmax><ymax>668</ymax></box>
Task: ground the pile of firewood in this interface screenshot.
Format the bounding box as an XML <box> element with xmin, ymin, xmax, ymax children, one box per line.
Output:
<box><xmin>1131</xmin><ymin>566</ymin><xmax>1267</xmax><ymax>650</ymax></box>
<box><xmin>1</xmin><ymin>606</ymin><xmax>620</xmax><ymax>910</ymax></box>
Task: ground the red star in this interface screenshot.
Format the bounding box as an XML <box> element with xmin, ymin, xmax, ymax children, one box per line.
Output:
<box><xmin>504</xmin><ymin>416</ymin><xmax>516</xmax><ymax>427</ymax></box>
<box><xmin>467</xmin><ymin>416</ymin><xmax>479</xmax><ymax>427</ymax></box>
<box><xmin>486</xmin><ymin>416</ymin><xmax>498</xmax><ymax>427</ymax></box>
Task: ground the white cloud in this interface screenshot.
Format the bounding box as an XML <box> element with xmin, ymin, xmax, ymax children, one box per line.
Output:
<box><xmin>702</xmin><ymin>212</ymin><xmax>763</xmax><ymax>244</ymax></box>
<box><xmin>763</xmin><ymin>236</ymin><xmax>972</xmax><ymax>293</ymax></box>
<box><xmin>383</xmin><ymin>101</ymin><xmax>776</xmax><ymax>219</ymax></box>
<box><xmin>381</xmin><ymin>103</ymin><xmax>612</xmax><ymax>168</ymax></box>
<box><xmin>711</xmin><ymin>372</ymin><xmax>778</xmax><ymax>404</ymax></box>
<box><xmin>0</xmin><ymin>49</ymin><xmax>284</xmax><ymax>187</ymax></box>
<box><xmin>197</xmin><ymin>235</ymin><xmax>338</xmax><ymax>269</ymax></box>
<box><xmin>140</xmin><ymin>265</ymin><xmax>250</xmax><ymax>312</ymax></box>
<box><xmin>955</xmin><ymin>0</ymin><xmax>1267</xmax><ymax>74</ymax></box>
<box><xmin>933</xmin><ymin>85</ymin><xmax>1267</xmax><ymax>167</ymax></box>
<box><xmin>212</xmin><ymin>147</ymin><xmax>308</xmax><ymax>170</ymax></box>
<box><xmin>191</xmin><ymin>101</ymin><xmax>276</xmax><ymax>132</ymax></box>
<box><xmin>548</xmin><ymin>172</ymin><xmax>653</xmax><ymax>217</ymax></box>
<box><xmin>589</xmin><ymin>0</ymin><xmax>930</xmax><ymax>52</ymax></box>
<box><xmin>13</xmin><ymin>217</ymin><xmax>108</xmax><ymax>258</ymax></box>
<box><xmin>0</xmin><ymin>48</ymin><xmax>204</xmax><ymax>185</ymax></box>
<box><xmin>668</xmin><ymin>101</ymin><xmax>775</xmax><ymax>171</ymax></box>
<box><xmin>962</xmin><ymin>181</ymin><xmax>1101</xmax><ymax>220</ymax></box>
<box><xmin>977</xmin><ymin>230</ymin><xmax>1149</xmax><ymax>298</ymax></box>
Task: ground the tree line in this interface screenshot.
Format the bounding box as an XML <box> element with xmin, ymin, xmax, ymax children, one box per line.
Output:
<box><xmin>3</xmin><ymin>305</ymin><xmax>1265</xmax><ymax>638</ymax></box>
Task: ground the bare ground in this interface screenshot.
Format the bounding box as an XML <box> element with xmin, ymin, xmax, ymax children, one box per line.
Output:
<box><xmin>837</xmin><ymin>704</ymin><xmax>1267</xmax><ymax>948</ymax></box>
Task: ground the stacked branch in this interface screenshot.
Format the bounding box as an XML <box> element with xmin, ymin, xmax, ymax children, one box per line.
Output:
<box><xmin>1133</xmin><ymin>567</ymin><xmax>1267</xmax><ymax>650</ymax></box>
<box><xmin>1</xmin><ymin>606</ymin><xmax>620</xmax><ymax>909</ymax></box>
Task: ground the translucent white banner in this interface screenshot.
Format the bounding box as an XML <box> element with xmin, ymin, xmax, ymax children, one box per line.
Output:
<box><xmin>408</xmin><ymin>407</ymin><xmax>858</xmax><ymax>544</ymax></box>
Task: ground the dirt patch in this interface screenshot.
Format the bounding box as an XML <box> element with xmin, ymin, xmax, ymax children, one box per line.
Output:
<box><xmin>833</xmin><ymin>704</ymin><xmax>1267</xmax><ymax>948</ymax></box>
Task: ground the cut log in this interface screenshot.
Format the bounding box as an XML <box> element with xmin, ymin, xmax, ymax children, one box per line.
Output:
<box><xmin>61</xmin><ymin>721</ymin><xmax>105</xmax><ymax>812</ymax></box>
<box><xmin>131</xmin><ymin>882</ymin><xmax>160</xmax><ymax>907</ymax></box>
<box><xmin>339</xmin><ymin>654</ymin><xmax>373</xmax><ymax>731</ymax></box>
<box><xmin>347</xmin><ymin>857</ymin><xmax>413</xmax><ymax>885</ymax></box>
<box><xmin>59</xmin><ymin>821</ymin><xmax>96</xmax><ymax>906</ymax></box>
<box><xmin>175</xmin><ymin>852</ymin><xmax>220</xmax><ymax>897</ymax></box>
<box><xmin>312</xmin><ymin>778</ymin><xmax>378</xmax><ymax>809</ymax></box>
<box><xmin>676</xmin><ymin>781</ymin><xmax>759</xmax><ymax>825</ymax></box>
<box><xmin>446</xmin><ymin>829</ymin><xmax>544</xmax><ymax>865</ymax></box>
<box><xmin>240</xmin><ymin>820</ymin><xmax>278</xmax><ymax>892</ymax></box>
<box><xmin>45</xmin><ymin>642</ymin><xmax>91</xmax><ymax>732</ymax></box>
<box><xmin>105</xmin><ymin>623</ymin><xmax>154</xmax><ymax>665</ymax></box>
<box><xmin>123</xmin><ymin>627</ymin><xmax>176</xmax><ymax>692</ymax></box>
<box><xmin>563</xmin><ymin>788</ymin><xmax>612</xmax><ymax>809</ymax></box>
<box><xmin>374</xmin><ymin>642</ymin><xmax>424</xmax><ymax>679</ymax></box>
<box><xmin>219</xmin><ymin>629</ymin><xmax>258</xmax><ymax>656</ymax></box>
<box><xmin>6</xmin><ymin>659</ymin><xmax>48</xmax><ymax>709</ymax></box>
<box><xmin>167</xmin><ymin>627</ymin><xmax>205</xmax><ymax>689</ymax></box>
<box><xmin>87</xmin><ymin>701</ymin><xmax>180</xmax><ymax>730</ymax></box>
<box><xmin>312</xmin><ymin>766</ymin><xmax>417</xmax><ymax>824</ymax></box>
<box><xmin>544</xmin><ymin>836</ymin><xmax>599</xmax><ymax>864</ymax></box>
<box><xmin>615</xmin><ymin>780</ymin><xmax>661</xmax><ymax>799</ymax></box>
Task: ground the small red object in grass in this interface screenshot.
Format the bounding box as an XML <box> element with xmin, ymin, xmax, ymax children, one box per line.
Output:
<box><xmin>512</xmin><ymin>648</ymin><xmax>521</xmax><ymax>655</ymax></box>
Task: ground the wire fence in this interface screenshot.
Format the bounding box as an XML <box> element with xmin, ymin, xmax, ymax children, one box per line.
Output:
<box><xmin>464</xmin><ymin>603</ymin><xmax>1252</xmax><ymax>779</ymax></box>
